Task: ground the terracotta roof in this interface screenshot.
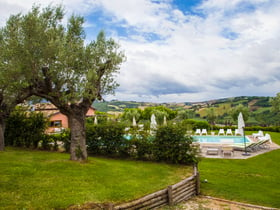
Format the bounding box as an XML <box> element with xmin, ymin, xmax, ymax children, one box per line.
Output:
<box><xmin>32</xmin><ymin>103</ymin><xmax>95</xmax><ymax>117</ymax></box>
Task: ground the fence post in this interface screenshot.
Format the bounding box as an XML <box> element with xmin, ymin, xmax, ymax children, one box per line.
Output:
<box><xmin>194</xmin><ymin>163</ymin><xmax>200</xmax><ymax>195</ymax></box>
<box><xmin>167</xmin><ymin>185</ymin><xmax>173</xmax><ymax>205</ymax></box>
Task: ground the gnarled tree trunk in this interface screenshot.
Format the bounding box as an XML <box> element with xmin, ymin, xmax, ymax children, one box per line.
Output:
<box><xmin>0</xmin><ymin>118</ymin><xmax>5</xmax><ymax>151</ymax></box>
<box><xmin>68</xmin><ymin>112</ymin><xmax>87</xmax><ymax>161</ymax></box>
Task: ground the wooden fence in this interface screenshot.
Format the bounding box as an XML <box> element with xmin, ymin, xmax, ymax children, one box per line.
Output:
<box><xmin>111</xmin><ymin>164</ymin><xmax>200</xmax><ymax>210</ymax></box>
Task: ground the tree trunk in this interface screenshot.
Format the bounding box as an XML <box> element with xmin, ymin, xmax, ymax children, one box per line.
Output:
<box><xmin>0</xmin><ymin>118</ymin><xmax>5</xmax><ymax>151</ymax></box>
<box><xmin>68</xmin><ymin>113</ymin><xmax>88</xmax><ymax>161</ymax></box>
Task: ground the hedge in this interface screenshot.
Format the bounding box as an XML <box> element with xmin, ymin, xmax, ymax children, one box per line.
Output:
<box><xmin>5</xmin><ymin>111</ymin><xmax>48</xmax><ymax>148</ymax></box>
<box><xmin>86</xmin><ymin>122</ymin><xmax>199</xmax><ymax>164</ymax></box>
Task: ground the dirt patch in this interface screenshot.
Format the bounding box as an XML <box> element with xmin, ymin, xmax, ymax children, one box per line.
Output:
<box><xmin>67</xmin><ymin>196</ymin><xmax>277</xmax><ymax>210</ymax></box>
<box><xmin>160</xmin><ymin>196</ymin><xmax>277</xmax><ymax>210</ymax></box>
<box><xmin>67</xmin><ymin>202</ymin><xmax>113</xmax><ymax>210</ymax></box>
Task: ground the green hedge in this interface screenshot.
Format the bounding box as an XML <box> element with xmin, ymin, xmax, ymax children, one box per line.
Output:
<box><xmin>5</xmin><ymin>111</ymin><xmax>48</xmax><ymax>148</ymax></box>
<box><xmin>86</xmin><ymin>122</ymin><xmax>199</xmax><ymax>164</ymax></box>
<box><xmin>154</xmin><ymin>124</ymin><xmax>199</xmax><ymax>164</ymax></box>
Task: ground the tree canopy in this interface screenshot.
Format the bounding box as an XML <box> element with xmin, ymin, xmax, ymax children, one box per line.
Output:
<box><xmin>230</xmin><ymin>104</ymin><xmax>249</xmax><ymax>122</ymax></box>
<box><xmin>0</xmin><ymin>5</ymin><xmax>125</xmax><ymax>160</ymax></box>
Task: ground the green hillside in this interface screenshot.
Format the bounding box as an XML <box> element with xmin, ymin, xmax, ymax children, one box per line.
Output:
<box><xmin>93</xmin><ymin>96</ymin><xmax>274</xmax><ymax>126</ymax></box>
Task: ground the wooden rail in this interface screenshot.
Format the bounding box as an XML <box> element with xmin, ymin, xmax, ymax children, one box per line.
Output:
<box><xmin>112</xmin><ymin>164</ymin><xmax>200</xmax><ymax>210</ymax></box>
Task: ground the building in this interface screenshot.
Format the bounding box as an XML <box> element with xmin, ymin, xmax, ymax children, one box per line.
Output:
<box><xmin>33</xmin><ymin>103</ymin><xmax>95</xmax><ymax>133</ymax></box>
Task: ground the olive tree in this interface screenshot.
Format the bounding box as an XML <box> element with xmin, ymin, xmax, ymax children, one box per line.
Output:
<box><xmin>270</xmin><ymin>92</ymin><xmax>280</xmax><ymax>113</ymax></box>
<box><xmin>0</xmin><ymin>29</ymin><xmax>32</xmax><ymax>151</ymax></box>
<box><xmin>269</xmin><ymin>93</ymin><xmax>280</xmax><ymax>125</ymax></box>
<box><xmin>1</xmin><ymin>5</ymin><xmax>125</xmax><ymax>160</ymax></box>
<box><xmin>230</xmin><ymin>104</ymin><xmax>249</xmax><ymax>122</ymax></box>
<box><xmin>206</xmin><ymin>108</ymin><xmax>216</xmax><ymax>129</ymax></box>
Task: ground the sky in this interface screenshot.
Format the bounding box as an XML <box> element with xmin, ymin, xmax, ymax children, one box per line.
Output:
<box><xmin>0</xmin><ymin>0</ymin><xmax>280</xmax><ymax>103</ymax></box>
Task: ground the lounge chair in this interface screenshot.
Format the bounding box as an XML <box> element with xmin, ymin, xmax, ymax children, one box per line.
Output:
<box><xmin>234</xmin><ymin>129</ymin><xmax>242</xmax><ymax>136</ymax></box>
<box><xmin>222</xmin><ymin>146</ymin><xmax>234</xmax><ymax>157</ymax></box>
<box><xmin>226</xmin><ymin>129</ymin><xmax>233</xmax><ymax>136</ymax></box>
<box><xmin>232</xmin><ymin>142</ymin><xmax>258</xmax><ymax>152</ymax></box>
<box><xmin>218</xmin><ymin>129</ymin><xmax>225</xmax><ymax>136</ymax></box>
<box><xmin>195</xmin><ymin>129</ymin><xmax>201</xmax><ymax>135</ymax></box>
<box><xmin>252</xmin><ymin>130</ymin><xmax>264</xmax><ymax>139</ymax></box>
<box><xmin>201</xmin><ymin>129</ymin><xmax>208</xmax><ymax>135</ymax></box>
<box><xmin>254</xmin><ymin>139</ymin><xmax>270</xmax><ymax>149</ymax></box>
<box><xmin>258</xmin><ymin>133</ymin><xmax>272</xmax><ymax>144</ymax></box>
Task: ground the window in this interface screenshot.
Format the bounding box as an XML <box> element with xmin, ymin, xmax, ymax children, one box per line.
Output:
<box><xmin>50</xmin><ymin>120</ymin><xmax>62</xmax><ymax>127</ymax></box>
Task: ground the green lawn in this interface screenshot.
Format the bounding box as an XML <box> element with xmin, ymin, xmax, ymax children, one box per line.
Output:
<box><xmin>0</xmin><ymin>148</ymin><xmax>192</xmax><ymax>209</ymax></box>
<box><xmin>1</xmin><ymin>132</ymin><xmax>280</xmax><ymax>209</ymax></box>
<box><xmin>199</xmin><ymin>132</ymin><xmax>280</xmax><ymax>208</ymax></box>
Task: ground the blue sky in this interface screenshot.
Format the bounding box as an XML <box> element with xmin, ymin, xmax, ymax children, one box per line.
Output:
<box><xmin>1</xmin><ymin>0</ymin><xmax>280</xmax><ymax>102</ymax></box>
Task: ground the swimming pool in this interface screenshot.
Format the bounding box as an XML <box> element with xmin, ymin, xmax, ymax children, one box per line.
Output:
<box><xmin>193</xmin><ymin>135</ymin><xmax>251</xmax><ymax>144</ymax></box>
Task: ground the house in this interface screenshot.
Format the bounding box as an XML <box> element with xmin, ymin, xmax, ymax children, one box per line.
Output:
<box><xmin>33</xmin><ymin>103</ymin><xmax>95</xmax><ymax>133</ymax></box>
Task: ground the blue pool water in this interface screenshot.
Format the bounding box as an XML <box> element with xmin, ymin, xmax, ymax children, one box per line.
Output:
<box><xmin>193</xmin><ymin>136</ymin><xmax>251</xmax><ymax>144</ymax></box>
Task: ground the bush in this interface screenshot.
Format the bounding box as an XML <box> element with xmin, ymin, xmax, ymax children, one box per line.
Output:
<box><xmin>86</xmin><ymin>121</ymin><xmax>126</xmax><ymax>156</ymax></box>
<box><xmin>181</xmin><ymin>119</ymin><xmax>210</xmax><ymax>131</ymax></box>
<box><xmin>5</xmin><ymin>110</ymin><xmax>48</xmax><ymax>148</ymax></box>
<box><xmin>40</xmin><ymin>130</ymin><xmax>71</xmax><ymax>151</ymax></box>
<box><xmin>153</xmin><ymin>124</ymin><xmax>199</xmax><ymax>164</ymax></box>
<box><xmin>86</xmin><ymin>122</ymin><xmax>199</xmax><ymax>164</ymax></box>
<box><xmin>128</xmin><ymin>130</ymin><xmax>154</xmax><ymax>160</ymax></box>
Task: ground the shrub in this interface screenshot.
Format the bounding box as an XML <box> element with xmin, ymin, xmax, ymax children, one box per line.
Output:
<box><xmin>128</xmin><ymin>130</ymin><xmax>154</xmax><ymax>160</ymax></box>
<box><xmin>181</xmin><ymin>119</ymin><xmax>210</xmax><ymax>131</ymax></box>
<box><xmin>5</xmin><ymin>110</ymin><xmax>48</xmax><ymax>148</ymax></box>
<box><xmin>86</xmin><ymin>121</ymin><xmax>199</xmax><ymax>164</ymax></box>
<box><xmin>153</xmin><ymin>124</ymin><xmax>199</xmax><ymax>164</ymax></box>
<box><xmin>40</xmin><ymin>130</ymin><xmax>71</xmax><ymax>151</ymax></box>
<box><xmin>86</xmin><ymin>121</ymin><xmax>126</xmax><ymax>156</ymax></box>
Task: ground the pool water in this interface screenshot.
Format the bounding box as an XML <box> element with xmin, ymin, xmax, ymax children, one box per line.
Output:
<box><xmin>193</xmin><ymin>135</ymin><xmax>251</xmax><ymax>144</ymax></box>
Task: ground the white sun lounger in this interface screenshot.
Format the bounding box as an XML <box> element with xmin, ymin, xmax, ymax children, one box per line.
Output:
<box><xmin>195</xmin><ymin>129</ymin><xmax>201</xmax><ymax>135</ymax></box>
<box><xmin>201</xmin><ymin>129</ymin><xmax>208</xmax><ymax>135</ymax></box>
<box><xmin>234</xmin><ymin>129</ymin><xmax>242</xmax><ymax>136</ymax></box>
<box><xmin>258</xmin><ymin>133</ymin><xmax>272</xmax><ymax>144</ymax></box>
<box><xmin>226</xmin><ymin>129</ymin><xmax>233</xmax><ymax>136</ymax></box>
<box><xmin>252</xmin><ymin>130</ymin><xmax>264</xmax><ymax>139</ymax></box>
<box><xmin>218</xmin><ymin>129</ymin><xmax>225</xmax><ymax>136</ymax></box>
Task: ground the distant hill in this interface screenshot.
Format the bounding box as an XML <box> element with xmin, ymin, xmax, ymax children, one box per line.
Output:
<box><xmin>93</xmin><ymin>96</ymin><xmax>271</xmax><ymax>112</ymax></box>
<box><xmin>93</xmin><ymin>96</ymin><xmax>273</xmax><ymax>126</ymax></box>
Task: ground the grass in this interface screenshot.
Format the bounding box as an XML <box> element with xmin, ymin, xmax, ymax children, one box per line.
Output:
<box><xmin>199</xmin><ymin>131</ymin><xmax>280</xmax><ymax>208</ymax></box>
<box><xmin>0</xmin><ymin>148</ymin><xmax>192</xmax><ymax>209</ymax></box>
<box><xmin>1</xmin><ymin>131</ymin><xmax>280</xmax><ymax>209</ymax></box>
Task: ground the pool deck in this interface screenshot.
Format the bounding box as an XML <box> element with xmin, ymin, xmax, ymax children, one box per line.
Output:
<box><xmin>198</xmin><ymin>135</ymin><xmax>280</xmax><ymax>159</ymax></box>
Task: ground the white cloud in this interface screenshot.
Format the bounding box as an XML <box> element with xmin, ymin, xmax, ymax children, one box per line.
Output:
<box><xmin>0</xmin><ymin>0</ymin><xmax>279</xmax><ymax>102</ymax></box>
<box><xmin>110</xmin><ymin>0</ymin><xmax>280</xmax><ymax>102</ymax></box>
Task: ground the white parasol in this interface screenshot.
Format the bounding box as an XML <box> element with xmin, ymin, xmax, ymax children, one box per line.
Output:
<box><xmin>94</xmin><ymin>116</ymin><xmax>98</xmax><ymax>125</ymax></box>
<box><xmin>132</xmin><ymin>116</ymin><xmax>137</xmax><ymax>127</ymax></box>
<box><xmin>238</xmin><ymin>112</ymin><xmax>245</xmax><ymax>136</ymax></box>
<box><xmin>150</xmin><ymin>114</ymin><xmax>157</xmax><ymax>130</ymax></box>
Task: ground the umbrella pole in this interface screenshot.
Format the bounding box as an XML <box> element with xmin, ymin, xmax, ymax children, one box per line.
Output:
<box><xmin>242</xmin><ymin>127</ymin><xmax>250</xmax><ymax>156</ymax></box>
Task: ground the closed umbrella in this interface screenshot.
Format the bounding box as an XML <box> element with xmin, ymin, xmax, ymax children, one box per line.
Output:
<box><xmin>132</xmin><ymin>116</ymin><xmax>137</xmax><ymax>127</ymax></box>
<box><xmin>150</xmin><ymin>114</ymin><xmax>157</xmax><ymax>130</ymax></box>
<box><xmin>163</xmin><ymin>115</ymin><xmax>167</xmax><ymax>126</ymax></box>
<box><xmin>237</xmin><ymin>112</ymin><xmax>245</xmax><ymax>136</ymax></box>
<box><xmin>238</xmin><ymin>112</ymin><xmax>250</xmax><ymax>156</ymax></box>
